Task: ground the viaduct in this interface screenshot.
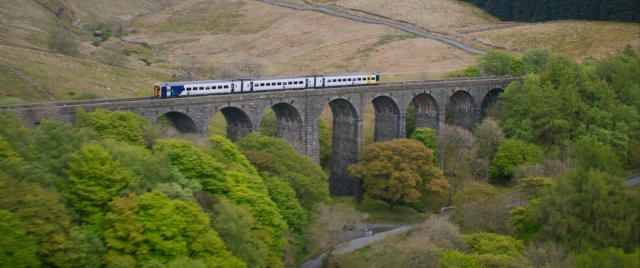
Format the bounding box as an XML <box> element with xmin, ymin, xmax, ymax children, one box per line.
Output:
<box><xmin>1</xmin><ymin>76</ymin><xmax>518</xmax><ymax>197</ymax></box>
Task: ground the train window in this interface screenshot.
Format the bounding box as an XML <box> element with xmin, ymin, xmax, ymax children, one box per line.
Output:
<box><xmin>206</xmin><ymin>86</ymin><xmax>210</xmax><ymax>89</ymax></box>
<box><xmin>277</xmin><ymin>82</ymin><xmax>282</xmax><ymax>85</ymax></box>
<box><xmin>348</xmin><ymin>78</ymin><xmax>352</xmax><ymax>81</ymax></box>
<box><xmin>255</xmin><ymin>84</ymin><xmax>259</xmax><ymax>87</ymax></box>
<box><xmin>199</xmin><ymin>87</ymin><xmax>204</xmax><ymax>90</ymax></box>
<box><xmin>288</xmin><ymin>81</ymin><xmax>292</xmax><ymax>85</ymax></box>
<box><xmin>299</xmin><ymin>81</ymin><xmax>303</xmax><ymax>84</ymax></box>
<box><xmin>357</xmin><ymin>78</ymin><xmax>361</xmax><ymax>81</ymax></box>
<box><xmin>260</xmin><ymin>83</ymin><xmax>265</xmax><ymax>86</ymax></box>
<box><xmin>332</xmin><ymin>79</ymin><xmax>336</xmax><ymax>82</ymax></box>
<box><xmin>371</xmin><ymin>77</ymin><xmax>375</xmax><ymax>80</ymax></box>
<box><xmin>186</xmin><ymin>88</ymin><xmax>191</xmax><ymax>91</ymax></box>
<box><xmin>224</xmin><ymin>85</ymin><xmax>229</xmax><ymax>88</ymax></box>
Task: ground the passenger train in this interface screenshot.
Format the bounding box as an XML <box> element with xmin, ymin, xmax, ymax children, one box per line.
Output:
<box><xmin>154</xmin><ymin>72</ymin><xmax>379</xmax><ymax>98</ymax></box>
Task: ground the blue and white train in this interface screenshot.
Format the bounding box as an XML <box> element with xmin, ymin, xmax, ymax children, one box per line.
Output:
<box><xmin>154</xmin><ymin>72</ymin><xmax>379</xmax><ymax>98</ymax></box>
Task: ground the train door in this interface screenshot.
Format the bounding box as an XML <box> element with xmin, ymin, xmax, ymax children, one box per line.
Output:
<box><xmin>305</xmin><ymin>78</ymin><xmax>309</xmax><ymax>88</ymax></box>
<box><xmin>322</xmin><ymin>77</ymin><xmax>325</xmax><ymax>87</ymax></box>
<box><xmin>250</xmin><ymin>82</ymin><xmax>254</xmax><ymax>92</ymax></box>
<box><xmin>231</xmin><ymin>83</ymin><xmax>235</xmax><ymax>93</ymax></box>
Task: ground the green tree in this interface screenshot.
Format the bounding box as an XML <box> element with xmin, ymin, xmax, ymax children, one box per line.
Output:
<box><xmin>348</xmin><ymin>139</ymin><xmax>445</xmax><ymax>211</ymax></box>
<box><xmin>529</xmin><ymin>169</ymin><xmax>639</xmax><ymax>252</ymax></box>
<box><xmin>440</xmin><ymin>250</ymin><xmax>483</xmax><ymax>268</ymax></box>
<box><xmin>410</xmin><ymin>127</ymin><xmax>439</xmax><ymax>166</ymax></box>
<box><xmin>26</xmin><ymin>120</ymin><xmax>88</xmax><ymax>178</ymax></box>
<box><xmin>63</xmin><ymin>143</ymin><xmax>135</xmax><ymax>224</ymax></box>
<box><xmin>259</xmin><ymin>109</ymin><xmax>277</xmax><ymax>137</ymax></box>
<box><xmin>517</xmin><ymin>177</ymin><xmax>555</xmax><ymax>199</ymax></box>
<box><xmin>318</xmin><ymin>118</ymin><xmax>332</xmax><ymax>171</ymax></box>
<box><xmin>574</xmin><ymin>248</ymin><xmax>639</xmax><ymax>268</ymax></box>
<box><xmin>0</xmin><ymin>210</ymin><xmax>40</xmax><ymax>268</ymax></box>
<box><xmin>463</xmin><ymin>232</ymin><xmax>524</xmax><ymax>257</ymax></box>
<box><xmin>238</xmin><ymin>134</ymin><xmax>330</xmax><ymax>210</ymax></box>
<box><xmin>490</xmin><ymin>139</ymin><xmax>541</xmax><ymax>182</ymax></box>
<box><xmin>522</xmin><ymin>48</ymin><xmax>551</xmax><ymax>74</ymax></box>
<box><xmin>153</xmin><ymin>139</ymin><xmax>228</xmax><ymax>195</ymax></box>
<box><xmin>210</xmin><ymin>199</ymin><xmax>268</xmax><ymax>268</ymax></box>
<box><xmin>0</xmin><ymin>110</ymin><xmax>31</xmax><ymax>157</ymax></box>
<box><xmin>477</xmin><ymin>50</ymin><xmax>516</xmax><ymax>76</ymax></box>
<box><xmin>0</xmin><ymin>172</ymin><xmax>83</xmax><ymax>267</ymax></box>
<box><xmin>76</xmin><ymin>108</ymin><xmax>149</xmax><ymax>147</ymax></box>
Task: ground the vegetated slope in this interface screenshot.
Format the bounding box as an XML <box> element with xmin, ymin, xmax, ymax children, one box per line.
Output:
<box><xmin>300</xmin><ymin>0</ymin><xmax>640</xmax><ymax>59</ymax></box>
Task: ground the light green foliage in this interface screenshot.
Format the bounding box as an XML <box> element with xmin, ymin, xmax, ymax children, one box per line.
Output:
<box><xmin>473</xmin><ymin>118</ymin><xmax>505</xmax><ymax>163</ymax></box>
<box><xmin>530</xmin><ymin>169</ymin><xmax>639</xmax><ymax>252</ymax></box>
<box><xmin>509</xmin><ymin>57</ymin><xmax>524</xmax><ymax>76</ymax></box>
<box><xmin>444</xmin><ymin>66</ymin><xmax>482</xmax><ymax>78</ymax></box>
<box><xmin>103</xmin><ymin>192</ymin><xmax>245</xmax><ymax>267</ymax></box>
<box><xmin>0</xmin><ymin>172</ymin><xmax>82</xmax><ymax>267</ymax></box>
<box><xmin>517</xmin><ymin>177</ymin><xmax>554</xmax><ymax>199</ymax></box>
<box><xmin>0</xmin><ymin>210</ymin><xmax>40</xmax><ymax>268</ymax></box>
<box><xmin>463</xmin><ymin>232</ymin><xmax>524</xmax><ymax>258</ymax></box>
<box><xmin>440</xmin><ymin>250</ymin><xmax>483</xmax><ymax>268</ymax></box>
<box><xmin>318</xmin><ymin>118</ymin><xmax>332</xmax><ymax>170</ymax></box>
<box><xmin>522</xmin><ymin>48</ymin><xmax>551</xmax><ymax>74</ymax></box>
<box><xmin>452</xmin><ymin>182</ymin><xmax>499</xmax><ymax>205</ymax></box>
<box><xmin>263</xmin><ymin>176</ymin><xmax>308</xmax><ymax>248</ymax></box>
<box><xmin>410</xmin><ymin>127</ymin><xmax>439</xmax><ymax>166</ymax></box>
<box><xmin>76</xmin><ymin>108</ymin><xmax>149</xmax><ymax>147</ymax></box>
<box><xmin>509</xmin><ymin>200</ymin><xmax>541</xmax><ymax>243</ymax></box>
<box><xmin>210</xmin><ymin>199</ymin><xmax>268</xmax><ymax>268</ymax></box>
<box><xmin>26</xmin><ymin>120</ymin><xmax>88</xmax><ymax>178</ymax></box>
<box><xmin>63</xmin><ymin>143</ymin><xmax>135</xmax><ymax>223</ymax></box>
<box><xmin>153</xmin><ymin>139</ymin><xmax>228</xmax><ymax>194</ymax></box>
<box><xmin>0</xmin><ymin>110</ymin><xmax>30</xmax><ymax>157</ymax></box>
<box><xmin>574</xmin><ymin>248</ymin><xmax>639</xmax><ymax>268</ymax></box>
<box><xmin>349</xmin><ymin>139</ymin><xmax>446</xmax><ymax>211</ymax></box>
<box><xmin>490</xmin><ymin>139</ymin><xmax>541</xmax><ymax>182</ymax></box>
<box><xmin>259</xmin><ymin>109</ymin><xmax>277</xmax><ymax>137</ymax></box>
<box><xmin>225</xmin><ymin>170</ymin><xmax>287</xmax><ymax>262</ymax></box>
<box><xmin>477</xmin><ymin>50</ymin><xmax>516</xmax><ymax>76</ymax></box>
<box><xmin>211</xmin><ymin>135</ymin><xmax>258</xmax><ymax>176</ymax></box>
<box><xmin>0</xmin><ymin>136</ymin><xmax>21</xmax><ymax>162</ymax></box>
<box><xmin>238</xmin><ymin>134</ymin><xmax>330</xmax><ymax>210</ymax></box>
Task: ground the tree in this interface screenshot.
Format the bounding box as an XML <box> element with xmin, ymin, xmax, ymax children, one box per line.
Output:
<box><xmin>477</xmin><ymin>50</ymin><xmax>515</xmax><ymax>76</ymax></box>
<box><xmin>529</xmin><ymin>169</ymin><xmax>639</xmax><ymax>252</ymax></box>
<box><xmin>472</xmin><ymin>118</ymin><xmax>506</xmax><ymax>181</ymax></box>
<box><xmin>452</xmin><ymin>182</ymin><xmax>511</xmax><ymax>234</ymax></box>
<box><xmin>238</xmin><ymin>134</ymin><xmax>330</xmax><ymax>210</ymax></box>
<box><xmin>574</xmin><ymin>248</ymin><xmax>639</xmax><ymax>268</ymax></box>
<box><xmin>0</xmin><ymin>110</ymin><xmax>31</xmax><ymax>157</ymax></box>
<box><xmin>100</xmin><ymin>44</ymin><xmax>127</xmax><ymax>67</ymax></box>
<box><xmin>410</xmin><ymin>127</ymin><xmax>439</xmax><ymax>166</ymax></box>
<box><xmin>490</xmin><ymin>139</ymin><xmax>542</xmax><ymax>182</ymax></box>
<box><xmin>76</xmin><ymin>109</ymin><xmax>149</xmax><ymax>147</ymax></box>
<box><xmin>0</xmin><ymin>210</ymin><xmax>40</xmax><ymax>268</ymax></box>
<box><xmin>522</xmin><ymin>48</ymin><xmax>551</xmax><ymax>74</ymax></box>
<box><xmin>26</xmin><ymin>120</ymin><xmax>88</xmax><ymax>178</ymax></box>
<box><xmin>348</xmin><ymin>139</ymin><xmax>445</xmax><ymax>211</ymax></box>
<box><xmin>63</xmin><ymin>142</ymin><xmax>135</xmax><ymax>224</ymax></box>
<box><xmin>440</xmin><ymin>250</ymin><xmax>483</xmax><ymax>268</ymax></box>
<box><xmin>307</xmin><ymin>202</ymin><xmax>365</xmax><ymax>266</ymax></box>
<box><xmin>463</xmin><ymin>232</ymin><xmax>525</xmax><ymax>257</ymax></box>
<box><xmin>0</xmin><ymin>172</ymin><xmax>83</xmax><ymax>267</ymax></box>
<box><xmin>47</xmin><ymin>29</ymin><xmax>78</xmax><ymax>56</ymax></box>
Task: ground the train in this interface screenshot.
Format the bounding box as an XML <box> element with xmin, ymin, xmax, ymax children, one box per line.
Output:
<box><xmin>154</xmin><ymin>72</ymin><xmax>379</xmax><ymax>98</ymax></box>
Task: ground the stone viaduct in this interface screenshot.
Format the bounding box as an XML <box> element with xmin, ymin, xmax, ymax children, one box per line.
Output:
<box><xmin>1</xmin><ymin>76</ymin><xmax>518</xmax><ymax>197</ymax></box>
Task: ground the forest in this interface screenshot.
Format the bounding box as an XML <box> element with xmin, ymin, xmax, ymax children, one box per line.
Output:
<box><xmin>460</xmin><ymin>0</ymin><xmax>640</xmax><ymax>22</ymax></box>
<box><xmin>1</xmin><ymin>46</ymin><xmax>639</xmax><ymax>268</ymax></box>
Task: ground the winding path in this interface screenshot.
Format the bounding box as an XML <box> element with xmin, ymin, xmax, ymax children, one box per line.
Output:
<box><xmin>260</xmin><ymin>0</ymin><xmax>486</xmax><ymax>55</ymax></box>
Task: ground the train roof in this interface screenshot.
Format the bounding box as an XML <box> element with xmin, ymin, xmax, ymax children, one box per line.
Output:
<box><xmin>157</xmin><ymin>72</ymin><xmax>378</xmax><ymax>85</ymax></box>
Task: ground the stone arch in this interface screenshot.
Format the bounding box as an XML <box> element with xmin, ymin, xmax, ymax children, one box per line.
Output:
<box><xmin>481</xmin><ymin>88</ymin><xmax>504</xmax><ymax>119</ymax></box>
<box><xmin>160</xmin><ymin>111</ymin><xmax>199</xmax><ymax>133</ymax></box>
<box><xmin>217</xmin><ymin>107</ymin><xmax>253</xmax><ymax>142</ymax></box>
<box><xmin>261</xmin><ymin>102</ymin><xmax>305</xmax><ymax>155</ymax></box>
<box><xmin>371</xmin><ymin>95</ymin><xmax>401</xmax><ymax>142</ymax></box>
<box><xmin>327</xmin><ymin>98</ymin><xmax>362</xmax><ymax>197</ymax></box>
<box><xmin>411</xmin><ymin>93</ymin><xmax>440</xmax><ymax>131</ymax></box>
<box><xmin>446</xmin><ymin>90</ymin><xmax>476</xmax><ymax>130</ymax></box>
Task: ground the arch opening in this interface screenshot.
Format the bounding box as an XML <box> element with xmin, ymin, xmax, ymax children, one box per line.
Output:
<box><xmin>161</xmin><ymin>111</ymin><xmax>199</xmax><ymax>133</ymax></box>
<box><xmin>481</xmin><ymin>88</ymin><xmax>504</xmax><ymax>119</ymax></box>
<box><xmin>445</xmin><ymin>90</ymin><xmax>476</xmax><ymax>130</ymax></box>
<box><xmin>259</xmin><ymin>103</ymin><xmax>305</xmax><ymax>154</ymax></box>
<box><xmin>218</xmin><ymin>107</ymin><xmax>253</xmax><ymax>142</ymax></box>
<box><xmin>406</xmin><ymin>93</ymin><xmax>439</xmax><ymax>137</ymax></box>
<box><xmin>370</xmin><ymin>96</ymin><xmax>401</xmax><ymax>143</ymax></box>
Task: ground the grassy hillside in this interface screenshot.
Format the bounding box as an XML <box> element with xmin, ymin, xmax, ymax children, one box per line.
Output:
<box><xmin>0</xmin><ymin>0</ymin><xmax>638</xmax><ymax>104</ymax></box>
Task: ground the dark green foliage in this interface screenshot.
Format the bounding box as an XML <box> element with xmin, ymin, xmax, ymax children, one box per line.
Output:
<box><xmin>76</xmin><ymin>108</ymin><xmax>149</xmax><ymax>147</ymax></box>
<box><xmin>571</xmin><ymin>137</ymin><xmax>623</xmax><ymax>176</ymax></box>
<box><xmin>462</xmin><ymin>0</ymin><xmax>639</xmax><ymax>22</ymax></box>
<box><xmin>0</xmin><ymin>209</ymin><xmax>40</xmax><ymax>268</ymax></box>
<box><xmin>404</xmin><ymin>102</ymin><xmax>416</xmax><ymax>137</ymax></box>
<box><xmin>521</xmin><ymin>48</ymin><xmax>551</xmax><ymax>74</ymax></box>
<box><xmin>26</xmin><ymin>120</ymin><xmax>88</xmax><ymax>178</ymax></box>
<box><xmin>259</xmin><ymin>109</ymin><xmax>277</xmax><ymax>137</ymax></box>
<box><xmin>238</xmin><ymin>134</ymin><xmax>330</xmax><ymax>210</ymax></box>
<box><xmin>574</xmin><ymin>248</ymin><xmax>639</xmax><ymax>268</ymax></box>
<box><xmin>318</xmin><ymin>119</ymin><xmax>332</xmax><ymax>171</ymax></box>
<box><xmin>0</xmin><ymin>110</ymin><xmax>31</xmax><ymax>157</ymax></box>
<box><xmin>263</xmin><ymin>176</ymin><xmax>308</xmax><ymax>240</ymax></box>
<box><xmin>444</xmin><ymin>66</ymin><xmax>482</xmax><ymax>78</ymax></box>
<box><xmin>0</xmin><ymin>172</ymin><xmax>83</xmax><ymax>267</ymax></box>
<box><xmin>528</xmin><ymin>169</ymin><xmax>639</xmax><ymax>252</ymax></box>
